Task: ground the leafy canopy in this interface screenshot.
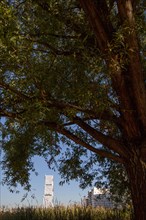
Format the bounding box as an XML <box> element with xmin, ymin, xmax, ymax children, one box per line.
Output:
<box><xmin>0</xmin><ymin>0</ymin><xmax>146</xmax><ymax>200</ymax></box>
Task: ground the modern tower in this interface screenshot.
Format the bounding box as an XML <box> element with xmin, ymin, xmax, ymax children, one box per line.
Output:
<box><xmin>43</xmin><ymin>175</ymin><xmax>54</xmax><ymax>207</ymax></box>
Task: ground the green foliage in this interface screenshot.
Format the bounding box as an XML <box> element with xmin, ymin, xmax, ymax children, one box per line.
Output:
<box><xmin>1</xmin><ymin>0</ymin><xmax>111</xmax><ymax>188</ymax></box>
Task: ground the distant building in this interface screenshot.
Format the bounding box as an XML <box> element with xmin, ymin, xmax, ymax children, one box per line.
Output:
<box><xmin>81</xmin><ymin>187</ymin><xmax>114</xmax><ymax>208</ymax></box>
<box><xmin>43</xmin><ymin>175</ymin><xmax>54</xmax><ymax>207</ymax></box>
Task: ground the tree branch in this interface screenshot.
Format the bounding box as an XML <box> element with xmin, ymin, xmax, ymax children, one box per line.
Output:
<box><xmin>43</xmin><ymin>121</ymin><xmax>124</xmax><ymax>164</ymax></box>
<box><xmin>0</xmin><ymin>81</ymin><xmax>31</xmax><ymax>100</ymax></box>
<box><xmin>0</xmin><ymin>109</ymin><xmax>22</xmax><ymax>119</ymax></box>
<box><xmin>73</xmin><ymin>116</ymin><xmax>126</xmax><ymax>158</ymax></box>
<box><xmin>26</xmin><ymin>37</ymin><xmax>81</xmax><ymax>56</ymax></box>
<box><xmin>29</xmin><ymin>32</ymin><xmax>80</xmax><ymax>40</ymax></box>
<box><xmin>79</xmin><ymin>0</ymin><xmax>109</xmax><ymax>51</ymax></box>
<box><xmin>45</xmin><ymin>99</ymin><xmax>112</xmax><ymax>119</ymax></box>
<box><xmin>117</xmin><ymin>0</ymin><xmax>146</xmax><ymax>130</ymax></box>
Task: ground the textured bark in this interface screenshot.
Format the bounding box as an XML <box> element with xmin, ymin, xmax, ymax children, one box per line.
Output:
<box><xmin>117</xmin><ymin>0</ymin><xmax>146</xmax><ymax>132</ymax></box>
<box><xmin>125</xmin><ymin>149</ymin><xmax>146</xmax><ymax>220</ymax></box>
<box><xmin>79</xmin><ymin>0</ymin><xmax>109</xmax><ymax>51</ymax></box>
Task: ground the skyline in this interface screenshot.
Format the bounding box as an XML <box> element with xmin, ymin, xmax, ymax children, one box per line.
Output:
<box><xmin>0</xmin><ymin>155</ymin><xmax>90</xmax><ymax>207</ymax></box>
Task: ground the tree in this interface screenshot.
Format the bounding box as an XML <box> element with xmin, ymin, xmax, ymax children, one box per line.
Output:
<box><xmin>0</xmin><ymin>0</ymin><xmax>146</xmax><ymax>219</ymax></box>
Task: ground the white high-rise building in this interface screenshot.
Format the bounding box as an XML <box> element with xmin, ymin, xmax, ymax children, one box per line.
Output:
<box><xmin>43</xmin><ymin>175</ymin><xmax>54</xmax><ymax>207</ymax></box>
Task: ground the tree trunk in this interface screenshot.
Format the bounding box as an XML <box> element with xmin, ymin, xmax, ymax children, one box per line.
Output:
<box><xmin>125</xmin><ymin>150</ymin><xmax>146</xmax><ymax>220</ymax></box>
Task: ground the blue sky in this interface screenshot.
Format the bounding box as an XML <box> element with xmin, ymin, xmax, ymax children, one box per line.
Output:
<box><xmin>0</xmin><ymin>155</ymin><xmax>90</xmax><ymax>208</ymax></box>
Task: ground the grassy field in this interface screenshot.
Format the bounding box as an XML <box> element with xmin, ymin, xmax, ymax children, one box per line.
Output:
<box><xmin>0</xmin><ymin>205</ymin><xmax>133</xmax><ymax>220</ymax></box>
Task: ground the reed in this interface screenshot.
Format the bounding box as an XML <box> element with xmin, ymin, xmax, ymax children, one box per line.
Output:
<box><xmin>0</xmin><ymin>205</ymin><xmax>132</xmax><ymax>220</ymax></box>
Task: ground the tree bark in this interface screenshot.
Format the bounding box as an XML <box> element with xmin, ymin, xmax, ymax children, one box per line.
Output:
<box><xmin>125</xmin><ymin>149</ymin><xmax>146</xmax><ymax>220</ymax></box>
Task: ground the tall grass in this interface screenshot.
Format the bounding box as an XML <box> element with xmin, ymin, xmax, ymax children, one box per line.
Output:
<box><xmin>0</xmin><ymin>205</ymin><xmax>132</xmax><ymax>220</ymax></box>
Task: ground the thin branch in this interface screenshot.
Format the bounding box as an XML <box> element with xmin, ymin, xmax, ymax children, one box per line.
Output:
<box><xmin>15</xmin><ymin>0</ymin><xmax>27</xmax><ymax>8</ymax></box>
<box><xmin>26</xmin><ymin>37</ymin><xmax>81</xmax><ymax>56</ymax></box>
<box><xmin>42</xmin><ymin>95</ymin><xmax>118</xmax><ymax>121</ymax></box>
<box><xmin>29</xmin><ymin>32</ymin><xmax>80</xmax><ymax>39</ymax></box>
<box><xmin>0</xmin><ymin>109</ymin><xmax>21</xmax><ymax>119</ymax></box>
<box><xmin>62</xmin><ymin>116</ymin><xmax>98</xmax><ymax>127</ymax></box>
<box><xmin>0</xmin><ymin>81</ymin><xmax>31</xmax><ymax>100</ymax></box>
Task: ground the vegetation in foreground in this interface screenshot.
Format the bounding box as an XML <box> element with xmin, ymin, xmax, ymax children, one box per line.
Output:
<box><xmin>0</xmin><ymin>205</ymin><xmax>132</xmax><ymax>220</ymax></box>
